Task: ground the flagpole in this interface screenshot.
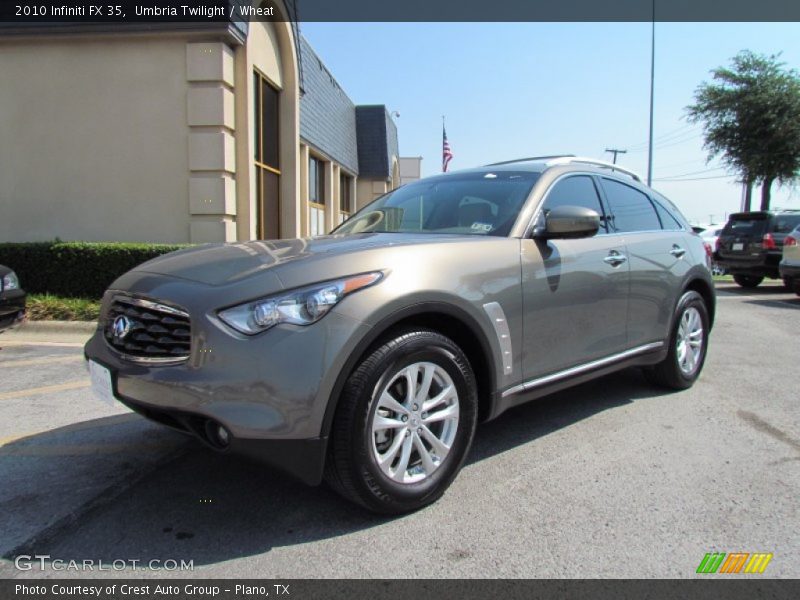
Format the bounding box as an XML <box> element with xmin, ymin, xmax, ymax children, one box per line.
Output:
<box><xmin>442</xmin><ymin>115</ymin><xmax>446</xmax><ymax>172</ymax></box>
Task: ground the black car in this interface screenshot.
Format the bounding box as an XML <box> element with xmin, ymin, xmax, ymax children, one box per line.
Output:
<box><xmin>716</xmin><ymin>210</ymin><xmax>800</xmax><ymax>288</ymax></box>
<box><xmin>0</xmin><ymin>265</ymin><xmax>26</xmax><ymax>332</ymax></box>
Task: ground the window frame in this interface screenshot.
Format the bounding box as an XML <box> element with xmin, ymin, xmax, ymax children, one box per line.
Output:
<box><xmin>339</xmin><ymin>171</ymin><xmax>353</xmax><ymax>223</ymax></box>
<box><xmin>253</xmin><ymin>70</ymin><xmax>281</xmax><ymax>239</ymax></box>
<box><xmin>598</xmin><ymin>176</ymin><xmax>663</xmax><ymax>234</ymax></box>
<box><xmin>308</xmin><ymin>154</ymin><xmax>327</xmax><ymax>236</ymax></box>
<box><xmin>530</xmin><ymin>172</ymin><xmax>612</xmax><ymax>237</ymax></box>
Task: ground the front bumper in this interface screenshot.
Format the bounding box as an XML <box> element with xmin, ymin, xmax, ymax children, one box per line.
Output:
<box><xmin>0</xmin><ymin>289</ymin><xmax>26</xmax><ymax>332</ymax></box>
<box><xmin>84</xmin><ymin>280</ymin><xmax>371</xmax><ymax>485</ymax></box>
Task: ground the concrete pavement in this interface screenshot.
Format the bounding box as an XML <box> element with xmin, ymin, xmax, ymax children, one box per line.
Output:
<box><xmin>0</xmin><ymin>282</ymin><xmax>797</xmax><ymax>578</ymax></box>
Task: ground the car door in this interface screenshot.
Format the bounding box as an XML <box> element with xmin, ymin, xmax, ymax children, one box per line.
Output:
<box><xmin>599</xmin><ymin>177</ymin><xmax>691</xmax><ymax>348</ymax></box>
<box><xmin>521</xmin><ymin>174</ymin><xmax>630</xmax><ymax>381</ymax></box>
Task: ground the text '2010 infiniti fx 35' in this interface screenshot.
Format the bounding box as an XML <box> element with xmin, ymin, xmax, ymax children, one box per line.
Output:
<box><xmin>84</xmin><ymin>156</ymin><xmax>715</xmax><ymax>514</ymax></box>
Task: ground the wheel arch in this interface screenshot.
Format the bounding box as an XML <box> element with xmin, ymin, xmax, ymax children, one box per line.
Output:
<box><xmin>320</xmin><ymin>302</ymin><xmax>499</xmax><ymax>441</ymax></box>
<box><xmin>683</xmin><ymin>276</ymin><xmax>716</xmax><ymax>329</ymax></box>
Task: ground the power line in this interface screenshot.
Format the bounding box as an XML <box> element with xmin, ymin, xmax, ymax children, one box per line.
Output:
<box><xmin>656</xmin><ymin>166</ymin><xmax>727</xmax><ymax>179</ymax></box>
<box><xmin>627</xmin><ymin>123</ymin><xmax>698</xmax><ymax>151</ymax></box>
<box><xmin>627</xmin><ymin>130</ymin><xmax>703</xmax><ymax>154</ymax></box>
<box><xmin>653</xmin><ymin>174</ymin><xmax>733</xmax><ymax>182</ymax></box>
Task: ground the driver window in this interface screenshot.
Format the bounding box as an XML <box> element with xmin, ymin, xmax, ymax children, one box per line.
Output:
<box><xmin>542</xmin><ymin>176</ymin><xmax>608</xmax><ymax>233</ymax></box>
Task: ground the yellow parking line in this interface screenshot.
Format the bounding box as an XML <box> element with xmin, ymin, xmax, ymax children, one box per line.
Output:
<box><xmin>0</xmin><ymin>355</ymin><xmax>84</xmax><ymax>368</ymax></box>
<box><xmin>0</xmin><ymin>431</ymin><xmax>40</xmax><ymax>446</ymax></box>
<box><xmin>0</xmin><ymin>380</ymin><xmax>89</xmax><ymax>400</ymax></box>
<box><xmin>0</xmin><ymin>341</ymin><xmax>86</xmax><ymax>348</ymax></box>
<box><xmin>0</xmin><ymin>414</ymin><xmax>139</xmax><ymax>447</ymax></box>
<box><xmin>0</xmin><ymin>442</ymin><xmax>177</xmax><ymax>457</ymax></box>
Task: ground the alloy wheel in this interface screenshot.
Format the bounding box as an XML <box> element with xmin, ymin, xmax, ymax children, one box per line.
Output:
<box><xmin>676</xmin><ymin>306</ymin><xmax>704</xmax><ymax>375</ymax></box>
<box><xmin>371</xmin><ymin>361</ymin><xmax>460</xmax><ymax>484</ymax></box>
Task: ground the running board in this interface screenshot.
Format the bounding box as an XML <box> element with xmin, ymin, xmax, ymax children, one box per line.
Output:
<box><xmin>501</xmin><ymin>341</ymin><xmax>665</xmax><ymax>398</ymax></box>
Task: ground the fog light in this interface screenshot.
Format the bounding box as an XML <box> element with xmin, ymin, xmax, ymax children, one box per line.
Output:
<box><xmin>204</xmin><ymin>420</ymin><xmax>231</xmax><ymax>449</ymax></box>
<box><xmin>216</xmin><ymin>425</ymin><xmax>230</xmax><ymax>447</ymax></box>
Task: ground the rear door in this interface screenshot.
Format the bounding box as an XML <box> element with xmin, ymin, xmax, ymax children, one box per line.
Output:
<box><xmin>599</xmin><ymin>177</ymin><xmax>691</xmax><ymax>347</ymax></box>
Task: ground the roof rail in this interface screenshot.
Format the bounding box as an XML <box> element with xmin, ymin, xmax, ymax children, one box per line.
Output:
<box><xmin>485</xmin><ymin>155</ymin><xmax>575</xmax><ymax>167</ymax></box>
<box><xmin>545</xmin><ymin>156</ymin><xmax>642</xmax><ymax>182</ymax></box>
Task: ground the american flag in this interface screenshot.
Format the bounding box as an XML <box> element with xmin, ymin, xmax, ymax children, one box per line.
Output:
<box><xmin>442</xmin><ymin>126</ymin><xmax>453</xmax><ymax>172</ymax></box>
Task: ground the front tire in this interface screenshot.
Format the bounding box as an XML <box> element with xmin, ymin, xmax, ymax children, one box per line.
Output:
<box><xmin>644</xmin><ymin>291</ymin><xmax>709</xmax><ymax>390</ymax></box>
<box><xmin>325</xmin><ymin>329</ymin><xmax>478</xmax><ymax>514</ymax></box>
<box><xmin>733</xmin><ymin>274</ymin><xmax>763</xmax><ymax>288</ymax></box>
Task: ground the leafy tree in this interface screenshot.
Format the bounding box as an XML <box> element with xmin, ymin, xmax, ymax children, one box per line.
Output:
<box><xmin>687</xmin><ymin>50</ymin><xmax>800</xmax><ymax>211</ymax></box>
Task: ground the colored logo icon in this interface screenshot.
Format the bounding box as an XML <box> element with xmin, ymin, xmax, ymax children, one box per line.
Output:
<box><xmin>697</xmin><ymin>552</ymin><xmax>773</xmax><ymax>574</ymax></box>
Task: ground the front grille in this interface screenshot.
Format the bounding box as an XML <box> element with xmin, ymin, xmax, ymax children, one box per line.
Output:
<box><xmin>104</xmin><ymin>296</ymin><xmax>191</xmax><ymax>363</ymax></box>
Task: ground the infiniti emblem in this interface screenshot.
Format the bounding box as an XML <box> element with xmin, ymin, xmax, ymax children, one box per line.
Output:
<box><xmin>112</xmin><ymin>315</ymin><xmax>133</xmax><ymax>341</ymax></box>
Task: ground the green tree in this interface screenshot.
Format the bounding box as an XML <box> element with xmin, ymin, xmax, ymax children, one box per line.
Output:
<box><xmin>687</xmin><ymin>50</ymin><xmax>800</xmax><ymax>211</ymax></box>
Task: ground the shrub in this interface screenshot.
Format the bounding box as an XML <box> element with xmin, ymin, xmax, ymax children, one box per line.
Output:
<box><xmin>0</xmin><ymin>241</ymin><xmax>189</xmax><ymax>298</ymax></box>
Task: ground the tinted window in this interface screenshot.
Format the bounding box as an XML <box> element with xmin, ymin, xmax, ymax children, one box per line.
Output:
<box><xmin>542</xmin><ymin>175</ymin><xmax>608</xmax><ymax>233</ymax></box>
<box><xmin>771</xmin><ymin>214</ymin><xmax>800</xmax><ymax>234</ymax></box>
<box><xmin>334</xmin><ymin>171</ymin><xmax>539</xmax><ymax>237</ymax></box>
<box><xmin>652</xmin><ymin>200</ymin><xmax>683</xmax><ymax>230</ymax></box>
<box><xmin>723</xmin><ymin>217</ymin><xmax>766</xmax><ymax>237</ymax></box>
<box><xmin>602</xmin><ymin>179</ymin><xmax>661</xmax><ymax>232</ymax></box>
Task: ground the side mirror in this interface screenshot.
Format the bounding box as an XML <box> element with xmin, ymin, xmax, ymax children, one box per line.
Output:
<box><xmin>535</xmin><ymin>205</ymin><xmax>601</xmax><ymax>240</ymax></box>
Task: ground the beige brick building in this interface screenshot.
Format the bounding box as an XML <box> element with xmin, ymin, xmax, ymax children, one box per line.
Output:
<box><xmin>0</xmin><ymin>4</ymin><xmax>401</xmax><ymax>244</ymax></box>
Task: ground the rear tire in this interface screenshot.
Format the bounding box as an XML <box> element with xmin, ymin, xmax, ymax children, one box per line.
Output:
<box><xmin>733</xmin><ymin>274</ymin><xmax>763</xmax><ymax>288</ymax></box>
<box><xmin>325</xmin><ymin>329</ymin><xmax>478</xmax><ymax>514</ymax></box>
<box><xmin>783</xmin><ymin>277</ymin><xmax>794</xmax><ymax>291</ymax></box>
<box><xmin>644</xmin><ymin>291</ymin><xmax>709</xmax><ymax>390</ymax></box>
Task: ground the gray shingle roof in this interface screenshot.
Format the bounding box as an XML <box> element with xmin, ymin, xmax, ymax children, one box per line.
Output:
<box><xmin>355</xmin><ymin>105</ymin><xmax>399</xmax><ymax>179</ymax></box>
<box><xmin>298</xmin><ymin>36</ymin><xmax>359</xmax><ymax>174</ymax></box>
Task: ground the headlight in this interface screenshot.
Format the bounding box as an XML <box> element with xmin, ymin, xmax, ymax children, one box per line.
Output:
<box><xmin>218</xmin><ymin>272</ymin><xmax>384</xmax><ymax>335</ymax></box>
<box><xmin>2</xmin><ymin>270</ymin><xmax>19</xmax><ymax>291</ymax></box>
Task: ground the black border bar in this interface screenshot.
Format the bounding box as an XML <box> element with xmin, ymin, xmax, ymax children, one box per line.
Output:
<box><xmin>3</xmin><ymin>579</ymin><xmax>800</xmax><ymax>600</ymax></box>
<box><xmin>2</xmin><ymin>0</ymin><xmax>800</xmax><ymax>23</ymax></box>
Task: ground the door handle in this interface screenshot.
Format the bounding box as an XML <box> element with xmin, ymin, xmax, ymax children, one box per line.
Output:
<box><xmin>670</xmin><ymin>245</ymin><xmax>686</xmax><ymax>258</ymax></box>
<box><xmin>603</xmin><ymin>252</ymin><xmax>628</xmax><ymax>267</ymax></box>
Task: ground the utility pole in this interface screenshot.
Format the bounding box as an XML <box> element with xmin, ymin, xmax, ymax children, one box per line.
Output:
<box><xmin>647</xmin><ymin>0</ymin><xmax>656</xmax><ymax>186</ymax></box>
<box><xmin>605</xmin><ymin>148</ymin><xmax>627</xmax><ymax>164</ymax></box>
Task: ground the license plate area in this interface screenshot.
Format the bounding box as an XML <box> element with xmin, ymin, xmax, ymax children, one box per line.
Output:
<box><xmin>732</xmin><ymin>242</ymin><xmax>744</xmax><ymax>251</ymax></box>
<box><xmin>89</xmin><ymin>360</ymin><xmax>115</xmax><ymax>406</ymax></box>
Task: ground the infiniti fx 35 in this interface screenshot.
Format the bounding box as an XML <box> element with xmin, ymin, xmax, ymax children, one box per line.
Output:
<box><xmin>84</xmin><ymin>156</ymin><xmax>715</xmax><ymax>514</ymax></box>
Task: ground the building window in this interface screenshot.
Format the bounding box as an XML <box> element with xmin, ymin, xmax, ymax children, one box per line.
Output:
<box><xmin>339</xmin><ymin>173</ymin><xmax>353</xmax><ymax>224</ymax></box>
<box><xmin>254</xmin><ymin>71</ymin><xmax>280</xmax><ymax>239</ymax></box>
<box><xmin>309</xmin><ymin>156</ymin><xmax>326</xmax><ymax>236</ymax></box>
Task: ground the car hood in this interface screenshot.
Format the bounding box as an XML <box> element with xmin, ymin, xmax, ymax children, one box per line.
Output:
<box><xmin>132</xmin><ymin>233</ymin><xmax>484</xmax><ymax>286</ymax></box>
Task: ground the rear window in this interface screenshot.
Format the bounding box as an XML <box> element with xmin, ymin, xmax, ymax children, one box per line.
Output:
<box><xmin>723</xmin><ymin>217</ymin><xmax>766</xmax><ymax>236</ymax></box>
<box><xmin>771</xmin><ymin>214</ymin><xmax>800</xmax><ymax>234</ymax></box>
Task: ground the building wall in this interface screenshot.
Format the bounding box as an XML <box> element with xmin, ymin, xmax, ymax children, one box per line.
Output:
<box><xmin>399</xmin><ymin>157</ymin><xmax>422</xmax><ymax>185</ymax></box>
<box><xmin>236</xmin><ymin>19</ymin><xmax>301</xmax><ymax>240</ymax></box>
<box><xmin>0</xmin><ymin>37</ymin><xmax>192</xmax><ymax>243</ymax></box>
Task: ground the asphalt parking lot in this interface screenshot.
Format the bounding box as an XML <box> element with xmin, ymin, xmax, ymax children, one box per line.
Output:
<box><xmin>0</xmin><ymin>281</ymin><xmax>798</xmax><ymax>579</ymax></box>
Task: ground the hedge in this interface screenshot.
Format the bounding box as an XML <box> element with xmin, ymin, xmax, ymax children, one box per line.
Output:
<box><xmin>0</xmin><ymin>242</ymin><xmax>189</xmax><ymax>298</ymax></box>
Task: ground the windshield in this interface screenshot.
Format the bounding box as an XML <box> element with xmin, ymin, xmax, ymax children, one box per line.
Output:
<box><xmin>333</xmin><ymin>171</ymin><xmax>540</xmax><ymax>237</ymax></box>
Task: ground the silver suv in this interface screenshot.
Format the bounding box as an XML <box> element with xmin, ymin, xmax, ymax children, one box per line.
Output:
<box><xmin>84</xmin><ymin>156</ymin><xmax>715</xmax><ymax>513</ymax></box>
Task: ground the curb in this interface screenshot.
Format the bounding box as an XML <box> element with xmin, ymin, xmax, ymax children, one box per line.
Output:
<box><xmin>2</xmin><ymin>320</ymin><xmax>97</xmax><ymax>345</ymax></box>
<box><xmin>17</xmin><ymin>320</ymin><xmax>97</xmax><ymax>334</ymax></box>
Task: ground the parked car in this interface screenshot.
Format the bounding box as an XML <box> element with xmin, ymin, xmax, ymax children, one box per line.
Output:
<box><xmin>84</xmin><ymin>156</ymin><xmax>715</xmax><ymax>514</ymax></box>
<box><xmin>0</xmin><ymin>265</ymin><xmax>26</xmax><ymax>333</ymax></box>
<box><xmin>779</xmin><ymin>224</ymin><xmax>800</xmax><ymax>296</ymax></box>
<box><xmin>693</xmin><ymin>224</ymin><xmax>726</xmax><ymax>275</ymax></box>
<box><xmin>716</xmin><ymin>210</ymin><xmax>800</xmax><ymax>288</ymax></box>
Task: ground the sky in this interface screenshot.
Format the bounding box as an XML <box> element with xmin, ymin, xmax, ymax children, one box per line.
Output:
<box><xmin>300</xmin><ymin>22</ymin><xmax>800</xmax><ymax>225</ymax></box>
